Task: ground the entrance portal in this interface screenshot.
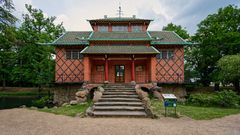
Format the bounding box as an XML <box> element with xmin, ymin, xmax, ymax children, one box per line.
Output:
<box><xmin>115</xmin><ymin>65</ymin><xmax>125</xmax><ymax>83</ymax></box>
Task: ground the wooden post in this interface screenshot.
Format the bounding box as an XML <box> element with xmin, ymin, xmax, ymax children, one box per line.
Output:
<box><xmin>105</xmin><ymin>55</ymin><xmax>108</xmax><ymax>82</ymax></box>
<box><xmin>131</xmin><ymin>55</ymin><xmax>135</xmax><ymax>81</ymax></box>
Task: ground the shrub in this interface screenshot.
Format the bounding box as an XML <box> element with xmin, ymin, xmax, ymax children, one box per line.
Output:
<box><xmin>215</xmin><ymin>90</ymin><xmax>239</xmax><ymax>107</ymax></box>
<box><xmin>186</xmin><ymin>90</ymin><xmax>239</xmax><ymax>108</ymax></box>
<box><xmin>32</xmin><ymin>96</ymin><xmax>53</xmax><ymax>108</ymax></box>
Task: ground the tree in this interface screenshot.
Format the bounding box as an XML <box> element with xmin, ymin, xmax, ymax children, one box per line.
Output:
<box><xmin>15</xmin><ymin>4</ymin><xmax>65</xmax><ymax>88</ymax></box>
<box><xmin>217</xmin><ymin>55</ymin><xmax>240</xmax><ymax>94</ymax></box>
<box><xmin>0</xmin><ymin>0</ymin><xmax>17</xmax><ymax>89</ymax></box>
<box><xmin>162</xmin><ymin>23</ymin><xmax>190</xmax><ymax>40</ymax></box>
<box><xmin>0</xmin><ymin>0</ymin><xmax>17</xmax><ymax>29</ymax></box>
<box><xmin>191</xmin><ymin>5</ymin><xmax>240</xmax><ymax>86</ymax></box>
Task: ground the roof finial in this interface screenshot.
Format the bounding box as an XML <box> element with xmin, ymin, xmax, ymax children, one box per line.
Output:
<box><xmin>117</xmin><ymin>3</ymin><xmax>123</xmax><ymax>18</ymax></box>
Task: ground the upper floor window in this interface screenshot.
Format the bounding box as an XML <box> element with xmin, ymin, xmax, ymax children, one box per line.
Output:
<box><xmin>98</xmin><ymin>26</ymin><xmax>108</xmax><ymax>32</ymax></box>
<box><xmin>156</xmin><ymin>50</ymin><xmax>174</xmax><ymax>59</ymax></box>
<box><xmin>132</xmin><ymin>25</ymin><xmax>142</xmax><ymax>32</ymax></box>
<box><xmin>112</xmin><ymin>26</ymin><xmax>128</xmax><ymax>31</ymax></box>
<box><xmin>65</xmin><ymin>50</ymin><xmax>83</xmax><ymax>59</ymax></box>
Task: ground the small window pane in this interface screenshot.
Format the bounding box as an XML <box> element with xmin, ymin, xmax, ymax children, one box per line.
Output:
<box><xmin>112</xmin><ymin>26</ymin><xmax>128</xmax><ymax>31</ymax></box>
<box><xmin>98</xmin><ymin>26</ymin><xmax>108</xmax><ymax>31</ymax></box>
<box><xmin>72</xmin><ymin>51</ymin><xmax>79</xmax><ymax>59</ymax></box>
<box><xmin>132</xmin><ymin>25</ymin><xmax>142</xmax><ymax>32</ymax></box>
<box><xmin>66</xmin><ymin>51</ymin><xmax>71</xmax><ymax>59</ymax></box>
<box><xmin>168</xmin><ymin>51</ymin><xmax>174</xmax><ymax>59</ymax></box>
<box><xmin>162</xmin><ymin>51</ymin><xmax>168</xmax><ymax>59</ymax></box>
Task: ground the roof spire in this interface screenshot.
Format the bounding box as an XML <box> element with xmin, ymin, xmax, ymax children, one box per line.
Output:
<box><xmin>117</xmin><ymin>3</ymin><xmax>123</xmax><ymax>18</ymax></box>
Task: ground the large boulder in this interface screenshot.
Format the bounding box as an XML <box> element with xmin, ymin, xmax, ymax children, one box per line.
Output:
<box><xmin>86</xmin><ymin>107</ymin><xmax>93</xmax><ymax>116</ymax></box>
<box><xmin>97</xmin><ymin>86</ymin><xmax>104</xmax><ymax>93</ymax></box>
<box><xmin>93</xmin><ymin>91</ymin><xmax>102</xmax><ymax>102</ymax></box>
<box><xmin>76</xmin><ymin>96</ymin><xmax>87</xmax><ymax>103</ymax></box>
<box><xmin>136</xmin><ymin>88</ymin><xmax>148</xmax><ymax>99</ymax></box>
<box><xmin>75</xmin><ymin>90</ymin><xmax>89</xmax><ymax>98</ymax></box>
<box><xmin>153</xmin><ymin>90</ymin><xmax>163</xmax><ymax>100</ymax></box>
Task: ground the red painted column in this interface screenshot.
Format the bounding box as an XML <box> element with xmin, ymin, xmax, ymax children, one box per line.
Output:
<box><xmin>105</xmin><ymin>55</ymin><xmax>108</xmax><ymax>82</ymax></box>
<box><xmin>131</xmin><ymin>58</ymin><xmax>135</xmax><ymax>81</ymax></box>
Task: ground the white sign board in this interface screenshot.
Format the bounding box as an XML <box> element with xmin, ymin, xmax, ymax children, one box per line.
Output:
<box><xmin>162</xmin><ymin>94</ymin><xmax>177</xmax><ymax>99</ymax></box>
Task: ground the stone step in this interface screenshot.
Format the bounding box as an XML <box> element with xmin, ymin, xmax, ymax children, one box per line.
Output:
<box><xmin>102</xmin><ymin>95</ymin><xmax>139</xmax><ymax>98</ymax></box>
<box><xmin>104</xmin><ymin>88</ymin><xmax>135</xmax><ymax>90</ymax></box>
<box><xmin>93</xmin><ymin>111</ymin><xmax>147</xmax><ymax>117</ymax></box>
<box><xmin>94</xmin><ymin>102</ymin><xmax>143</xmax><ymax>106</ymax></box>
<box><xmin>93</xmin><ymin>106</ymin><xmax>145</xmax><ymax>111</ymax></box>
<box><xmin>99</xmin><ymin>98</ymin><xmax>141</xmax><ymax>102</ymax></box>
<box><xmin>105</xmin><ymin>90</ymin><xmax>136</xmax><ymax>92</ymax></box>
<box><xmin>104</xmin><ymin>83</ymin><xmax>132</xmax><ymax>86</ymax></box>
<box><xmin>103</xmin><ymin>92</ymin><xmax>136</xmax><ymax>95</ymax></box>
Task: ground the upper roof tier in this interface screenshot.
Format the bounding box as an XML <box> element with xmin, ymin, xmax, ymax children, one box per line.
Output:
<box><xmin>88</xmin><ymin>16</ymin><xmax>152</xmax><ymax>31</ymax></box>
<box><xmin>88</xmin><ymin>16</ymin><xmax>152</xmax><ymax>23</ymax></box>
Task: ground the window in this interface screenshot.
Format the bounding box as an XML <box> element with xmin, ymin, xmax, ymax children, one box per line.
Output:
<box><xmin>156</xmin><ymin>50</ymin><xmax>174</xmax><ymax>59</ymax></box>
<box><xmin>65</xmin><ymin>50</ymin><xmax>83</xmax><ymax>59</ymax></box>
<box><xmin>136</xmin><ymin>66</ymin><xmax>144</xmax><ymax>71</ymax></box>
<box><xmin>112</xmin><ymin>26</ymin><xmax>128</xmax><ymax>31</ymax></box>
<box><xmin>96</xmin><ymin>65</ymin><xmax>104</xmax><ymax>71</ymax></box>
<box><xmin>132</xmin><ymin>25</ymin><xmax>142</xmax><ymax>32</ymax></box>
<box><xmin>98</xmin><ymin>26</ymin><xmax>108</xmax><ymax>32</ymax></box>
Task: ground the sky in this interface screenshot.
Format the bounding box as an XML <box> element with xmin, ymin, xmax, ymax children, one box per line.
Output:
<box><xmin>12</xmin><ymin>0</ymin><xmax>240</xmax><ymax>35</ymax></box>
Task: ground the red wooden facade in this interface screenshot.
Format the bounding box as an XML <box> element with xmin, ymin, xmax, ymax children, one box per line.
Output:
<box><xmin>53</xmin><ymin>16</ymin><xmax>188</xmax><ymax>84</ymax></box>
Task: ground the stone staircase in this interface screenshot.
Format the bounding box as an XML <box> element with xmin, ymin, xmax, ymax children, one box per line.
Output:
<box><xmin>92</xmin><ymin>84</ymin><xmax>147</xmax><ymax>117</ymax></box>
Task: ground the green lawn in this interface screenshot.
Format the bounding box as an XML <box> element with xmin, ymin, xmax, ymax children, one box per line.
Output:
<box><xmin>151</xmin><ymin>99</ymin><xmax>240</xmax><ymax>120</ymax></box>
<box><xmin>38</xmin><ymin>101</ymin><xmax>92</xmax><ymax>117</ymax></box>
<box><xmin>0</xmin><ymin>91</ymin><xmax>49</xmax><ymax>97</ymax></box>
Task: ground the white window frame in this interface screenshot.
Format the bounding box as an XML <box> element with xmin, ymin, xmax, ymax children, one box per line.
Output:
<box><xmin>65</xmin><ymin>50</ymin><xmax>83</xmax><ymax>59</ymax></box>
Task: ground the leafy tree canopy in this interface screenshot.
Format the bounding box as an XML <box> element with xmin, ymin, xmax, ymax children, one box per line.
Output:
<box><xmin>190</xmin><ymin>5</ymin><xmax>240</xmax><ymax>85</ymax></box>
<box><xmin>217</xmin><ymin>54</ymin><xmax>240</xmax><ymax>93</ymax></box>
<box><xmin>14</xmin><ymin>4</ymin><xmax>65</xmax><ymax>87</ymax></box>
<box><xmin>162</xmin><ymin>22</ymin><xmax>190</xmax><ymax>40</ymax></box>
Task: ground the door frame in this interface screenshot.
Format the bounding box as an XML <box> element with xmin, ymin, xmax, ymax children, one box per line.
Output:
<box><xmin>115</xmin><ymin>65</ymin><xmax>125</xmax><ymax>83</ymax></box>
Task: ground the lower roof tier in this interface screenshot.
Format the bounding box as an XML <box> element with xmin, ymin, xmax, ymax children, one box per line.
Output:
<box><xmin>80</xmin><ymin>46</ymin><xmax>159</xmax><ymax>54</ymax></box>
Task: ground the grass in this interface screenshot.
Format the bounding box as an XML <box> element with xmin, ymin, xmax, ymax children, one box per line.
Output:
<box><xmin>151</xmin><ymin>99</ymin><xmax>240</xmax><ymax>120</ymax></box>
<box><xmin>0</xmin><ymin>91</ymin><xmax>49</xmax><ymax>97</ymax></box>
<box><xmin>38</xmin><ymin>101</ymin><xmax>92</xmax><ymax>117</ymax></box>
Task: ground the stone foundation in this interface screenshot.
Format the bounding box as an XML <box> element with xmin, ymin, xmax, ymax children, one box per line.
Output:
<box><xmin>159</xmin><ymin>84</ymin><xmax>186</xmax><ymax>100</ymax></box>
<box><xmin>138</xmin><ymin>83</ymin><xmax>187</xmax><ymax>100</ymax></box>
<box><xmin>53</xmin><ymin>88</ymin><xmax>79</xmax><ymax>105</ymax></box>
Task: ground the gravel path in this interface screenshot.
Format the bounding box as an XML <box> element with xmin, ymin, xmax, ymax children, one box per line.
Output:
<box><xmin>0</xmin><ymin>108</ymin><xmax>240</xmax><ymax>135</ymax></box>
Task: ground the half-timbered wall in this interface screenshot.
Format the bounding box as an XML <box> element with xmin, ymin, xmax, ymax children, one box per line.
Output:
<box><xmin>154</xmin><ymin>45</ymin><xmax>184</xmax><ymax>83</ymax></box>
<box><xmin>55</xmin><ymin>46</ymin><xmax>85</xmax><ymax>83</ymax></box>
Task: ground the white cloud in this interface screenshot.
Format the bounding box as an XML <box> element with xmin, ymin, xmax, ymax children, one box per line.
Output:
<box><xmin>13</xmin><ymin>0</ymin><xmax>33</xmax><ymax>19</ymax></box>
<box><xmin>12</xmin><ymin>0</ymin><xmax>239</xmax><ymax>34</ymax></box>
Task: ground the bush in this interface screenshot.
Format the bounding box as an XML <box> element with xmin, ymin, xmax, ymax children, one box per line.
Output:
<box><xmin>186</xmin><ymin>90</ymin><xmax>240</xmax><ymax>108</ymax></box>
<box><xmin>32</xmin><ymin>96</ymin><xmax>53</xmax><ymax>108</ymax></box>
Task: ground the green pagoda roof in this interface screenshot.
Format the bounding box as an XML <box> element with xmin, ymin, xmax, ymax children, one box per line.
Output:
<box><xmin>89</xmin><ymin>32</ymin><xmax>151</xmax><ymax>41</ymax></box>
<box><xmin>51</xmin><ymin>31</ymin><xmax>91</xmax><ymax>45</ymax></box>
<box><xmin>81</xmin><ymin>46</ymin><xmax>159</xmax><ymax>54</ymax></box>
<box><xmin>49</xmin><ymin>31</ymin><xmax>191</xmax><ymax>45</ymax></box>
<box><xmin>148</xmin><ymin>31</ymin><xmax>191</xmax><ymax>45</ymax></box>
<box><xmin>88</xmin><ymin>17</ymin><xmax>153</xmax><ymax>23</ymax></box>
